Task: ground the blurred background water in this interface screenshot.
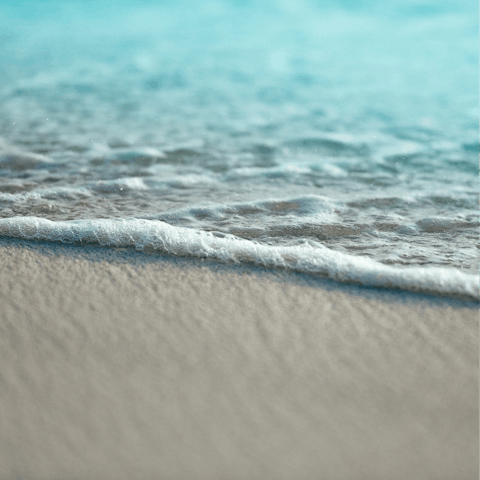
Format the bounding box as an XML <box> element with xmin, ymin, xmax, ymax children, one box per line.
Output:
<box><xmin>0</xmin><ymin>0</ymin><xmax>477</xmax><ymax>274</ymax></box>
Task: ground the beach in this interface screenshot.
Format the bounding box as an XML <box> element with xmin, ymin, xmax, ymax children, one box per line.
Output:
<box><xmin>0</xmin><ymin>239</ymin><xmax>477</xmax><ymax>480</ymax></box>
<box><xmin>1</xmin><ymin>0</ymin><xmax>477</xmax><ymax>477</ymax></box>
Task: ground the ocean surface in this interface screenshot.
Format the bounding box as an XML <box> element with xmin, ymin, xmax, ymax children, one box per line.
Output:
<box><xmin>0</xmin><ymin>0</ymin><xmax>478</xmax><ymax>297</ymax></box>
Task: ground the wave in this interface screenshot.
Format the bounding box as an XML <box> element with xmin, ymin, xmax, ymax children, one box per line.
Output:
<box><xmin>0</xmin><ymin>216</ymin><xmax>477</xmax><ymax>299</ymax></box>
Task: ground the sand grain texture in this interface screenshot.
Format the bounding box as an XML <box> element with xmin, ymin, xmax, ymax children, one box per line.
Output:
<box><xmin>0</xmin><ymin>240</ymin><xmax>478</xmax><ymax>480</ymax></box>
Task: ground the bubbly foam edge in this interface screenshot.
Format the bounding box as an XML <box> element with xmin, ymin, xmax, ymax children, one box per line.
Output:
<box><xmin>0</xmin><ymin>216</ymin><xmax>477</xmax><ymax>300</ymax></box>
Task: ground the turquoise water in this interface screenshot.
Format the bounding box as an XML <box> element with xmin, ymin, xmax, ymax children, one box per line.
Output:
<box><xmin>0</xmin><ymin>0</ymin><xmax>478</xmax><ymax>296</ymax></box>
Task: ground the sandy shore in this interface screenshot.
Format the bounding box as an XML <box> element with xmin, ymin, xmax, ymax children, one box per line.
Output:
<box><xmin>0</xmin><ymin>239</ymin><xmax>477</xmax><ymax>480</ymax></box>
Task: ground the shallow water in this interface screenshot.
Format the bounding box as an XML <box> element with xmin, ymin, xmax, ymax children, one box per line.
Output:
<box><xmin>0</xmin><ymin>0</ymin><xmax>478</xmax><ymax>295</ymax></box>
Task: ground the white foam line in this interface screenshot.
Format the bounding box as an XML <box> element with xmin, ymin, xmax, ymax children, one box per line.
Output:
<box><xmin>0</xmin><ymin>216</ymin><xmax>477</xmax><ymax>299</ymax></box>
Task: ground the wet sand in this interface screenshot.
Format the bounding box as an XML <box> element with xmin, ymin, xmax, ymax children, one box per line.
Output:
<box><xmin>0</xmin><ymin>239</ymin><xmax>478</xmax><ymax>480</ymax></box>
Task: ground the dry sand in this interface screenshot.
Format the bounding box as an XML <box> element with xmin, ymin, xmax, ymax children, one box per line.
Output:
<box><xmin>0</xmin><ymin>239</ymin><xmax>478</xmax><ymax>480</ymax></box>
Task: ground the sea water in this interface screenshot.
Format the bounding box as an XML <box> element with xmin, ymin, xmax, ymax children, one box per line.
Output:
<box><xmin>0</xmin><ymin>0</ymin><xmax>478</xmax><ymax>297</ymax></box>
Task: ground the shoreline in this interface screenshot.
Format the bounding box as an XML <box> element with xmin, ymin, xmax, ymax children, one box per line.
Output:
<box><xmin>1</xmin><ymin>236</ymin><xmax>480</xmax><ymax>302</ymax></box>
<box><xmin>0</xmin><ymin>239</ymin><xmax>478</xmax><ymax>479</ymax></box>
<box><xmin>0</xmin><ymin>217</ymin><xmax>478</xmax><ymax>300</ymax></box>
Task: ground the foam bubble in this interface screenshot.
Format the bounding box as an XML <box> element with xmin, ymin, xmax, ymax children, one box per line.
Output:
<box><xmin>0</xmin><ymin>216</ymin><xmax>477</xmax><ymax>299</ymax></box>
<box><xmin>93</xmin><ymin>177</ymin><xmax>148</xmax><ymax>193</ymax></box>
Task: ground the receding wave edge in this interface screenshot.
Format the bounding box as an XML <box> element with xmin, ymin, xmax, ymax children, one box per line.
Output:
<box><xmin>0</xmin><ymin>217</ymin><xmax>477</xmax><ymax>299</ymax></box>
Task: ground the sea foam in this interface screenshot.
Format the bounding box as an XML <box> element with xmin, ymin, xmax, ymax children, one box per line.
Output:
<box><xmin>0</xmin><ymin>216</ymin><xmax>477</xmax><ymax>299</ymax></box>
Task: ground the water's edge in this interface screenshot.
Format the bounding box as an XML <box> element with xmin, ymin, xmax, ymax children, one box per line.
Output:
<box><xmin>1</xmin><ymin>216</ymin><xmax>477</xmax><ymax>300</ymax></box>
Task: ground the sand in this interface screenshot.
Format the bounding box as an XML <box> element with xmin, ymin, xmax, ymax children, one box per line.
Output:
<box><xmin>0</xmin><ymin>238</ymin><xmax>478</xmax><ymax>480</ymax></box>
